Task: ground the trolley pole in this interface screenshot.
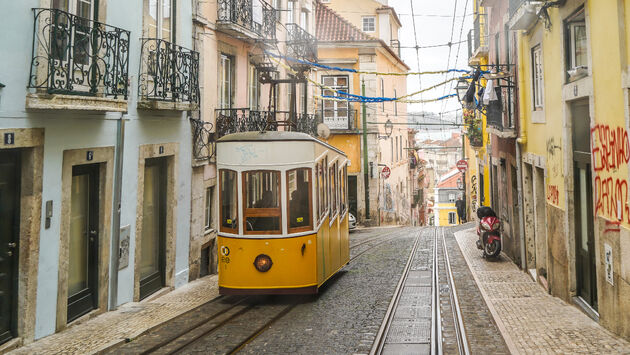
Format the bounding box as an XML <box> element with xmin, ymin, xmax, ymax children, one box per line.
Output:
<box><xmin>362</xmin><ymin>79</ymin><xmax>370</xmax><ymax>220</ymax></box>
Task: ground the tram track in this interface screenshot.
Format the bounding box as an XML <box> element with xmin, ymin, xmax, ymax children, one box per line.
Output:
<box><xmin>127</xmin><ymin>228</ymin><xmax>409</xmax><ymax>354</ymax></box>
<box><xmin>370</xmin><ymin>227</ymin><xmax>470</xmax><ymax>355</ymax></box>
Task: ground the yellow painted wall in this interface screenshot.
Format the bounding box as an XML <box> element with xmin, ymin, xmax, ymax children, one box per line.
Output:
<box><xmin>321</xmin><ymin>0</ymin><xmax>389</xmax><ymax>40</ymax></box>
<box><xmin>438</xmin><ymin>204</ymin><xmax>458</xmax><ymax>226</ymax></box>
<box><xmin>327</xmin><ymin>135</ymin><xmax>361</xmax><ymax>174</ymax></box>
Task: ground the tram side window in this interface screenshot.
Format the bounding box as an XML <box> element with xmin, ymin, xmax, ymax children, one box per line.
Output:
<box><xmin>340</xmin><ymin>165</ymin><xmax>347</xmax><ymax>214</ymax></box>
<box><xmin>329</xmin><ymin>164</ymin><xmax>337</xmax><ymax>216</ymax></box>
<box><xmin>220</xmin><ymin>170</ymin><xmax>238</xmax><ymax>233</ymax></box>
<box><xmin>287</xmin><ymin>168</ymin><xmax>312</xmax><ymax>232</ymax></box>
<box><xmin>318</xmin><ymin>161</ymin><xmax>326</xmax><ymax>221</ymax></box>
<box><xmin>315</xmin><ymin>166</ymin><xmax>320</xmax><ymax>221</ymax></box>
<box><xmin>243</xmin><ymin>170</ymin><xmax>281</xmax><ymax>234</ymax></box>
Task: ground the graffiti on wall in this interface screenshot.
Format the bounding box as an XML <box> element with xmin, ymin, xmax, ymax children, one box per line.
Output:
<box><xmin>383</xmin><ymin>183</ymin><xmax>394</xmax><ymax>212</ymax></box>
<box><xmin>591</xmin><ymin>124</ymin><xmax>630</xmax><ymax>222</ymax></box>
<box><xmin>470</xmin><ymin>175</ymin><xmax>478</xmax><ymax>212</ymax></box>
<box><xmin>547</xmin><ymin>185</ymin><xmax>559</xmax><ymax>206</ymax></box>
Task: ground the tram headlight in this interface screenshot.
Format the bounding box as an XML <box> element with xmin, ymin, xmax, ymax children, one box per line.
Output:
<box><xmin>254</xmin><ymin>254</ymin><xmax>273</xmax><ymax>272</ymax></box>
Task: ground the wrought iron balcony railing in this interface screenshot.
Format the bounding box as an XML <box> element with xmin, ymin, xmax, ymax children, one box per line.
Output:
<box><xmin>191</xmin><ymin>118</ymin><xmax>216</xmax><ymax>161</ymax></box>
<box><xmin>139</xmin><ymin>38</ymin><xmax>200</xmax><ymax>104</ymax></box>
<box><xmin>216</xmin><ymin>108</ymin><xmax>318</xmax><ymax>138</ymax></box>
<box><xmin>286</xmin><ymin>23</ymin><xmax>317</xmax><ymax>64</ymax></box>
<box><xmin>28</xmin><ymin>8</ymin><xmax>130</xmax><ymax>98</ymax></box>
<box><xmin>217</xmin><ymin>0</ymin><xmax>276</xmax><ymax>40</ymax></box>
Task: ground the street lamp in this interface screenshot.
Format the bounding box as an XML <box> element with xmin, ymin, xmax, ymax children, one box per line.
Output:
<box><xmin>385</xmin><ymin>119</ymin><xmax>393</xmax><ymax>137</ymax></box>
<box><xmin>455</xmin><ymin>78</ymin><xmax>469</xmax><ymax>105</ymax></box>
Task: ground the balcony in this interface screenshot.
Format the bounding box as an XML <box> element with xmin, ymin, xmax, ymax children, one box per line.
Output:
<box><xmin>27</xmin><ymin>8</ymin><xmax>130</xmax><ymax>112</ymax></box>
<box><xmin>468</xmin><ymin>13</ymin><xmax>488</xmax><ymax>64</ymax></box>
<box><xmin>286</xmin><ymin>23</ymin><xmax>317</xmax><ymax>67</ymax></box>
<box><xmin>217</xmin><ymin>0</ymin><xmax>276</xmax><ymax>42</ymax></box>
<box><xmin>138</xmin><ymin>38</ymin><xmax>200</xmax><ymax>110</ymax></box>
<box><xmin>215</xmin><ymin>109</ymin><xmax>318</xmax><ymax>138</ymax></box>
<box><xmin>509</xmin><ymin>0</ymin><xmax>542</xmax><ymax>31</ymax></box>
<box><xmin>191</xmin><ymin>118</ymin><xmax>215</xmax><ymax>163</ymax></box>
<box><xmin>321</xmin><ymin>107</ymin><xmax>358</xmax><ymax>132</ymax></box>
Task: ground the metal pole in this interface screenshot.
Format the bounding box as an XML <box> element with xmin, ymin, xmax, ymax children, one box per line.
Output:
<box><xmin>109</xmin><ymin>113</ymin><xmax>125</xmax><ymax>310</ymax></box>
<box><xmin>362</xmin><ymin>79</ymin><xmax>370</xmax><ymax>220</ymax></box>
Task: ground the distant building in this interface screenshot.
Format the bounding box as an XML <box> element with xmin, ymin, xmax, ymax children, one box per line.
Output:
<box><xmin>433</xmin><ymin>168</ymin><xmax>464</xmax><ymax>226</ymax></box>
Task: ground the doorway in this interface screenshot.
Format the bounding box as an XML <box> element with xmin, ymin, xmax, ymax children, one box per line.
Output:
<box><xmin>139</xmin><ymin>158</ymin><xmax>167</xmax><ymax>300</ymax></box>
<box><xmin>0</xmin><ymin>150</ymin><xmax>20</xmax><ymax>344</ymax></box>
<box><xmin>348</xmin><ymin>176</ymin><xmax>357</xmax><ymax>218</ymax></box>
<box><xmin>67</xmin><ymin>164</ymin><xmax>100</xmax><ymax>323</ymax></box>
<box><xmin>571</xmin><ymin>99</ymin><xmax>597</xmax><ymax>310</ymax></box>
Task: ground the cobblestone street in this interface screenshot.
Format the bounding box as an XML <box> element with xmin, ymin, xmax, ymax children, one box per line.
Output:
<box><xmin>9</xmin><ymin>226</ymin><xmax>630</xmax><ymax>354</ymax></box>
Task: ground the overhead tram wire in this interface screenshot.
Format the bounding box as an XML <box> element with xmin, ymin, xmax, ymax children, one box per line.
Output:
<box><xmin>409</xmin><ymin>0</ymin><xmax>424</xmax><ymax>112</ymax></box>
<box><xmin>443</xmin><ymin>0</ymin><xmax>471</xmax><ymax>118</ymax></box>
<box><xmin>440</xmin><ymin>0</ymin><xmax>461</xmax><ymax>115</ymax></box>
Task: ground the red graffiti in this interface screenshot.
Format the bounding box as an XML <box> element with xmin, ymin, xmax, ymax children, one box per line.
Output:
<box><xmin>591</xmin><ymin>124</ymin><xmax>630</xmax><ymax>173</ymax></box>
<box><xmin>591</xmin><ymin>124</ymin><xmax>630</xmax><ymax>222</ymax></box>
<box><xmin>604</xmin><ymin>221</ymin><xmax>621</xmax><ymax>233</ymax></box>
<box><xmin>547</xmin><ymin>185</ymin><xmax>559</xmax><ymax>205</ymax></box>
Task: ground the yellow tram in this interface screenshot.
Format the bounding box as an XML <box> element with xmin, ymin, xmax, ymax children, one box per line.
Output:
<box><xmin>216</xmin><ymin>131</ymin><xmax>350</xmax><ymax>294</ymax></box>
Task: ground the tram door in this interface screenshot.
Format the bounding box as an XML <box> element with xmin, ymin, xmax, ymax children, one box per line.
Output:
<box><xmin>0</xmin><ymin>151</ymin><xmax>19</xmax><ymax>343</ymax></box>
<box><xmin>68</xmin><ymin>164</ymin><xmax>100</xmax><ymax>322</ymax></box>
<box><xmin>139</xmin><ymin>158</ymin><xmax>167</xmax><ymax>300</ymax></box>
<box><xmin>572</xmin><ymin>99</ymin><xmax>597</xmax><ymax>310</ymax></box>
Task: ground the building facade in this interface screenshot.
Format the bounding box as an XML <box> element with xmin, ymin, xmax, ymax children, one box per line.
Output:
<box><xmin>0</xmin><ymin>0</ymin><xmax>199</xmax><ymax>347</ymax></box>
<box><xmin>315</xmin><ymin>0</ymin><xmax>411</xmax><ymax>226</ymax></box>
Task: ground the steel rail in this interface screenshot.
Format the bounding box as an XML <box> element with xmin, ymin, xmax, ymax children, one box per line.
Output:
<box><xmin>431</xmin><ymin>227</ymin><xmax>443</xmax><ymax>355</ymax></box>
<box><xmin>150</xmin><ymin>228</ymin><xmax>407</xmax><ymax>354</ymax></box>
<box><xmin>369</xmin><ymin>230</ymin><xmax>422</xmax><ymax>355</ymax></box>
<box><xmin>441</xmin><ymin>228</ymin><xmax>470</xmax><ymax>355</ymax></box>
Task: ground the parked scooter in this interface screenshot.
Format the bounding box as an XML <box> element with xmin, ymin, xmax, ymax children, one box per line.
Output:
<box><xmin>475</xmin><ymin>207</ymin><xmax>502</xmax><ymax>258</ymax></box>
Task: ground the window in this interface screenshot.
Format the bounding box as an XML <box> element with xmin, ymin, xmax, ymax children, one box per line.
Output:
<box><xmin>52</xmin><ymin>0</ymin><xmax>95</xmax><ymax>65</ymax></box>
<box><xmin>220</xmin><ymin>54</ymin><xmax>233</xmax><ymax>110</ymax></box>
<box><xmin>144</xmin><ymin>0</ymin><xmax>174</xmax><ymax>41</ymax></box>
<box><xmin>287</xmin><ymin>168</ymin><xmax>312</xmax><ymax>232</ymax></box>
<box><xmin>448</xmin><ymin>212</ymin><xmax>456</xmax><ymax>225</ymax></box>
<box><xmin>317</xmin><ymin>160</ymin><xmax>326</xmax><ymax>220</ymax></box>
<box><xmin>329</xmin><ymin>163</ymin><xmax>337</xmax><ymax>217</ymax></box>
<box><xmin>205</xmin><ymin>187</ymin><xmax>214</xmax><ymax>231</ymax></box>
<box><xmin>219</xmin><ymin>170</ymin><xmax>238</xmax><ymax>233</ymax></box>
<box><xmin>249</xmin><ymin>64</ymin><xmax>260</xmax><ymax>110</ymax></box>
<box><xmin>287</xmin><ymin>1</ymin><xmax>296</xmax><ymax>23</ymax></box>
<box><xmin>532</xmin><ymin>45</ymin><xmax>543</xmax><ymax>109</ymax></box>
<box><xmin>449</xmin><ymin>193</ymin><xmax>455</xmax><ymax>202</ymax></box>
<box><xmin>565</xmin><ymin>8</ymin><xmax>587</xmax><ymax>77</ymax></box>
<box><xmin>301</xmin><ymin>9</ymin><xmax>309</xmax><ymax>33</ymax></box>
<box><xmin>341</xmin><ymin>165</ymin><xmax>347</xmax><ymax>214</ymax></box>
<box><xmin>243</xmin><ymin>171</ymin><xmax>281</xmax><ymax>234</ymax></box>
<box><xmin>322</xmin><ymin>76</ymin><xmax>350</xmax><ymax>129</ymax></box>
<box><xmin>362</xmin><ymin>16</ymin><xmax>375</xmax><ymax>32</ymax></box>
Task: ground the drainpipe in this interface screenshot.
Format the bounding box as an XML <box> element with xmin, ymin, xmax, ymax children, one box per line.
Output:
<box><xmin>516</xmin><ymin>32</ymin><xmax>527</xmax><ymax>270</ymax></box>
<box><xmin>109</xmin><ymin>112</ymin><xmax>126</xmax><ymax>310</ymax></box>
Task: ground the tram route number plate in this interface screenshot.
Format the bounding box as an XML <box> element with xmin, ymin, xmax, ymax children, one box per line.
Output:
<box><xmin>221</xmin><ymin>256</ymin><xmax>230</xmax><ymax>264</ymax></box>
<box><xmin>297</xmin><ymin>217</ymin><xmax>304</xmax><ymax>223</ymax></box>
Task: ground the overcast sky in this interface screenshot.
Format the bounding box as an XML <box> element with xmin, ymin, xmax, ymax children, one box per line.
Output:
<box><xmin>386</xmin><ymin>0</ymin><xmax>472</xmax><ymax>117</ymax></box>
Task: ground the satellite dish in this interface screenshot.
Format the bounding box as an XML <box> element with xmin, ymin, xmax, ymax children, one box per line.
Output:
<box><xmin>317</xmin><ymin>123</ymin><xmax>331</xmax><ymax>139</ymax></box>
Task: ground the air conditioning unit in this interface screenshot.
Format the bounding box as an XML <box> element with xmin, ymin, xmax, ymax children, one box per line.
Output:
<box><xmin>509</xmin><ymin>2</ymin><xmax>543</xmax><ymax>31</ymax></box>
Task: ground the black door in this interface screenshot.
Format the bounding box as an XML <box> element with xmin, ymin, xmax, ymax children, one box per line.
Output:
<box><xmin>67</xmin><ymin>164</ymin><xmax>100</xmax><ymax>323</ymax></box>
<box><xmin>572</xmin><ymin>99</ymin><xmax>597</xmax><ymax>310</ymax></box>
<box><xmin>348</xmin><ymin>176</ymin><xmax>357</xmax><ymax>218</ymax></box>
<box><xmin>0</xmin><ymin>150</ymin><xmax>20</xmax><ymax>344</ymax></box>
<box><xmin>139</xmin><ymin>158</ymin><xmax>167</xmax><ymax>300</ymax></box>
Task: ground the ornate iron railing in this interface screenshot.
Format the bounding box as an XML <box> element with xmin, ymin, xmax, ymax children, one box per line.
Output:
<box><xmin>191</xmin><ymin>118</ymin><xmax>215</xmax><ymax>161</ymax></box>
<box><xmin>139</xmin><ymin>38</ymin><xmax>199</xmax><ymax>103</ymax></box>
<box><xmin>217</xmin><ymin>0</ymin><xmax>276</xmax><ymax>39</ymax></box>
<box><xmin>286</xmin><ymin>23</ymin><xmax>317</xmax><ymax>63</ymax></box>
<box><xmin>215</xmin><ymin>108</ymin><xmax>318</xmax><ymax>138</ymax></box>
<box><xmin>28</xmin><ymin>8</ymin><xmax>130</xmax><ymax>98</ymax></box>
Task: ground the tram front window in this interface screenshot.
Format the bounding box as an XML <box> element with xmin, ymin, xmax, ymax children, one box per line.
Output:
<box><xmin>288</xmin><ymin>168</ymin><xmax>312</xmax><ymax>232</ymax></box>
<box><xmin>220</xmin><ymin>170</ymin><xmax>238</xmax><ymax>233</ymax></box>
<box><xmin>243</xmin><ymin>171</ymin><xmax>281</xmax><ymax>234</ymax></box>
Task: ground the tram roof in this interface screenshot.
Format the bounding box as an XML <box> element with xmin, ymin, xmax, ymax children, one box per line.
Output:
<box><xmin>217</xmin><ymin>131</ymin><xmax>347</xmax><ymax>157</ymax></box>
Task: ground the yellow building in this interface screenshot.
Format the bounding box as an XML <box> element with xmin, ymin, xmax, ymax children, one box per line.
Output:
<box><xmin>511</xmin><ymin>0</ymin><xmax>630</xmax><ymax>340</ymax></box>
<box><xmin>434</xmin><ymin>169</ymin><xmax>464</xmax><ymax>226</ymax></box>
<box><xmin>315</xmin><ymin>0</ymin><xmax>411</xmax><ymax>225</ymax></box>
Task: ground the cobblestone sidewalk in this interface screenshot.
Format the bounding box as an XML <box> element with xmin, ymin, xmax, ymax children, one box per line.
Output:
<box><xmin>454</xmin><ymin>228</ymin><xmax>630</xmax><ymax>354</ymax></box>
<box><xmin>10</xmin><ymin>275</ymin><xmax>219</xmax><ymax>355</ymax></box>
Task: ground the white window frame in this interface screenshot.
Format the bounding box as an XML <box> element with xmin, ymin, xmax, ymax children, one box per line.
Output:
<box><xmin>205</xmin><ymin>187</ymin><xmax>214</xmax><ymax>231</ymax></box>
<box><xmin>362</xmin><ymin>16</ymin><xmax>375</xmax><ymax>32</ymax></box>
<box><xmin>321</xmin><ymin>76</ymin><xmax>350</xmax><ymax>129</ymax></box>
<box><xmin>220</xmin><ymin>54</ymin><xmax>233</xmax><ymax>110</ymax></box>
<box><xmin>249</xmin><ymin>63</ymin><xmax>260</xmax><ymax>110</ymax></box>
<box><xmin>287</xmin><ymin>0</ymin><xmax>296</xmax><ymax>24</ymax></box>
<box><xmin>448</xmin><ymin>212</ymin><xmax>456</xmax><ymax>225</ymax></box>
<box><xmin>144</xmin><ymin>0</ymin><xmax>174</xmax><ymax>41</ymax></box>
<box><xmin>532</xmin><ymin>45</ymin><xmax>544</xmax><ymax>110</ymax></box>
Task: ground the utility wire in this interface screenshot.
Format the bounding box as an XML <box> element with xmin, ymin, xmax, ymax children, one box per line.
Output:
<box><xmin>440</xmin><ymin>0</ymin><xmax>461</xmax><ymax>115</ymax></box>
<box><xmin>409</xmin><ymin>0</ymin><xmax>424</xmax><ymax>113</ymax></box>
